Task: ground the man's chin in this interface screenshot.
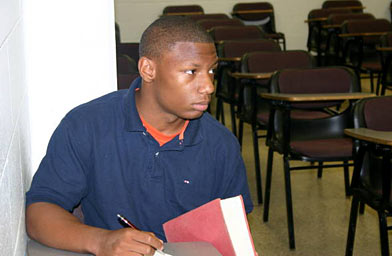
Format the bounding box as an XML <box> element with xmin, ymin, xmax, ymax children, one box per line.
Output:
<box><xmin>182</xmin><ymin>111</ymin><xmax>205</xmax><ymax>120</ymax></box>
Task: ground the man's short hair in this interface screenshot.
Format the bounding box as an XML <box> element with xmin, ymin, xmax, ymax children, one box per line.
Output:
<box><xmin>139</xmin><ymin>16</ymin><xmax>214</xmax><ymax>59</ymax></box>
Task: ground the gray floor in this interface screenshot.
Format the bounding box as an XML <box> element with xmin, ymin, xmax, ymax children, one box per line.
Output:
<box><xmin>212</xmin><ymin>78</ymin><xmax>391</xmax><ymax>255</ymax></box>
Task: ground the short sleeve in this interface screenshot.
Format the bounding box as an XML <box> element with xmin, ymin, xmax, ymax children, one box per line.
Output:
<box><xmin>26</xmin><ymin>116</ymin><xmax>90</xmax><ymax>211</ymax></box>
<box><xmin>215</xmin><ymin>137</ymin><xmax>254</xmax><ymax>214</ymax></box>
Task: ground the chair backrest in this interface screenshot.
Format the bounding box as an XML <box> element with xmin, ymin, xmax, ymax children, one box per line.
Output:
<box><xmin>117</xmin><ymin>54</ymin><xmax>138</xmax><ymax>74</ymax></box>
<box><xmin>215</xmin><ymin>39</ymin><xmax>281</xmax><ymax>107</ymax></box>
<box><xmin>342</xmin><ymin>18</ymin><xmax>392</xmax><ymax>44</ymax></box>
<box><xmin>327</xmin><ymin>12</ymin><xmax>374</xmax><ymax>26</ymax></box>
<box><xmin>117</xmin><ymin>73</ymin><xmax>140</xmax><ymax>90</ymax></box>
<box><xmin>342</xmin><ymin>18</ymin><xmax>392</xmax><ymax>34</ymax></box>
<box><xmin>352</xmin><ymin>96</ymin><xmax>392</xmax><ymax>200</ymax></box>
<box><xmin>231</xmin><ymin>2</ymin><xmax>277</xmax><ymax>33</ymax></box>
<box><xmin>209</xmin><ymin>25</ymin><xmax>265</xmax><ymax>42</ymax></box>
<box><xmin>271</xmin><ymin>66</ymin><xmax>359</xmax><ymax>94</ymax></box>
<box><xmin>308</xmin><ymin>8</ymin><xmax>351</xmax><ymax>19</ymax></box>
<box><xmin>307</xmin><ymin>8</ymin><xmax>352</xmax><ymax>51</ymax></box>
<box><xmin>236</xmin><ymin>51</ymin><xmax>314</xmax><ymax>126</ymax></box>
<box><xmin>241</xmin><ymin>50</ymin><xmax>314</xmax><ymax>74</ymax></box>
<box><xmin>218</xmin><ymin>39</ymin><xmax>281</xmax><ymax>58</ymax></box>
<box><xmin>269</xmin><ymin>67</ymin><xmax>360</xmax><ymax>142</ymax></box>
<box><xmin>322</xmin><ymin>0</ymin><xmax>363</xmax><ymax>11</ymax></box>
<box><xmin>116</xmin><ymin>42</ymin><xmax>140</xmax><ymax>64</ymax></box>
<box><xmin>162</xmin><ymin>5</ymin><xmax>204</xmax><ymax>15</ymax></box>
<box><xmin>354</xmin><ymin>96</ymin><xmax>392</xmax><ymax>130</ymax></box>
<box><xmin>270</xmin><ymin>66</ymin><xmax>359</xmax><ymax>110</ymax></box>
<box><xmin>188</xmin><ymin>13</ymin><xmax>230</xmax><ymax>21</ymax></box>
<box><xmin>115</xmin><ymin>22</ymin><xmax>121</xmax><ymax>44</ymax></box>
<box><xmin>197</xmin><ymin>19</ymin><xmax>244</xmax><ymax>31</ymax></box>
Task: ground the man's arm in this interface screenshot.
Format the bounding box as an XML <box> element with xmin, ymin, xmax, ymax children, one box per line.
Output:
<box><xmin>26</xmin><ymin>202</ymin><xmax>163</xmax><ymax>256</ymax></box>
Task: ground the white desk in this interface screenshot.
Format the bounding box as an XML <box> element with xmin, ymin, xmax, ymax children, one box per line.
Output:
<box><xmin>27</xmin><ymin>240</ymin><xmax>222</xmax><ymax>256</ymax></box>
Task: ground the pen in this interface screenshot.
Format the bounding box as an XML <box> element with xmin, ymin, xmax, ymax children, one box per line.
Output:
<box><xmin>116</xmin><ymin>214</ymin><xmax>171</xmax><ymax>256</ymax></box>
<box><xmin>117</xmin><ymin>214</ymin><xmax>140</xmax><ymax>230</ymax></box>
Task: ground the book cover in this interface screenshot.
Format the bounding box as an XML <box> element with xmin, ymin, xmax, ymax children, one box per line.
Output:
<box><xmin>163</xmin><ymin>195</ymin><xmax>256</xmax><ymax>256</ymax></box>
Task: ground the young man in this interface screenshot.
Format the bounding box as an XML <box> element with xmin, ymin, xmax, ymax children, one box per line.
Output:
<box><xmin>26</xmin><ymin>16</ymin><xmax>253</xmax><ymax>256</ymax></box>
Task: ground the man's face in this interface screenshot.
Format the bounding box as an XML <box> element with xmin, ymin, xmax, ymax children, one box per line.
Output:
<box><xmin>152</xmin><ymin>42</ymin><xmax>218</xmax><ymax>120</ymax></box>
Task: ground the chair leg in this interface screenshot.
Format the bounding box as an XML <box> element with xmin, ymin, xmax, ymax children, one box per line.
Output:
<box><xmin>252</xmin><ymin>124</ymin><xmax>263</xmax><ymax>204</ymax></box>
<box><xmin>283</xmin><ymin>156</ymin><xmax>296</xmax><ymax>249</ymax></box>
<box><xmin>376</xmin><ymin>71</ymin><xmax>382</xmax><ymax>96</ymax></box>
<box><xmin>220</xmin><ymin>103</ymin><xmax>225</xmax><ymax>125</ymax></box>
<box><xmin>369</xmin><ymin>72</ymin><xmax>374</xmax><ymax>93</ymax></box>
<box><xmin>317</xmin><ymin>161</ymin><xmax>323</xmax><ymax>178</ymax></box>
<box><xmin>230</xmin><ymin>104</ymin><xmax>237</xmax><ymax>137</ymax></box>
<box><xmin>238</xmin><ymin>120</ymin><xmax>244</xmax><ymax>148</ymax></box>
<box><xmin>359</xmin><ymin>202</ymin><xmax>365</xmax><ymax>214</ymax></box>
<box><xmin>263</xmin><ymin>147</ymin><xmax>274</xmax><ymax>222</ymax></box>
<box><xmin>345</xmin><ymin>196</ymin><xmax>360</xmax><ymax>256</ymax></box>
<box><xmin>344</xmin><ymin>161</ymin><xmax>351</xmax><ymax>196</ymax></box>
<box><xmin>378</xmin><ymin>211</ymin><xmax>390</xmax><ymax>256</ymax></box>
<box><xmin>215</xmin><ymin>98</ymin><xmax>222</xmax><ymax>121</ymax></box>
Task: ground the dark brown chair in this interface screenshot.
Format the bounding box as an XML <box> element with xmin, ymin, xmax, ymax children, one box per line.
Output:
<box><xmin>215</xmin><ymin>39</ymin><xmax>281</xmax><ymax>137</ymax></box>
<box><xmin>341</xmin><ymin>19</ymin><xmax>392</xmax><ymax>93</ymax></box>
<box><xmin>209</xmin><ymin>25</ymin><xmax>265</xmax><ymax>43</ymax></box>
<box><xmin>378</xmin><ymin>33</ymin><xmax>392</xmax><ymax>95</ymax></box>
<box><xmin>324</xmin><ymin>13</ymin><xmax>375</xmax><ymax>65</ymax></box>
<box><xmin>231</xmin><ymin>2</ymin><xmax>286</xmax><ymax>49</ymax></box>
<box><xmin>346</xmin><ymin>96</ymin><xmax>392</xmax><ymax>256</ymax></box>
<box><xmin>117</xmin><ymin>54</ymin><xmax>137</xmax><ymax>74</ymax></box>
<box><xmin>116</xmin><ymin>55</ymin><xmax>139</xmax><ymax>90</ymax></box>
<box><xmin>306</xmin><ymin>8</ymin><xmax>352</xmax><ymax>65</ymax></box>
<box><xmin>322</xmin><ymin>0</ymin><xmax>364</xmax><ymax>12</ymax></box>
<box><xmin>390</xmin><ymin>1</ymin><xmax>392</xmax><ymax>21</ymax></box>
<box><xmin>263</xmin><ymin>66</ymin><xmax>360</xmax><ymax>249</ymax></box>
<box><xmin>197</xmin><ymin>19</ymin><xmax>244</xmax><ymax>31</ymax></box>
<box><xmin>234</xmin><ymin>50</ymin><xmax>315</xmax><ymax>204</ymax></box>
<box><xmin>187</xmin><ymin>13</ymin><xmax>230</xmax><ymax>21</ymax></box>
<box><xmin>162</xmin><ymin>5</ymin><xmax>204</xmax><ymax>15</ymax></box>
<box><xmin>116</xmin><ymin>42</ymin><xmax>140</xmax><ymax>65</ymax></box>
<box><xmin>117</xmin><ymin>74</ymin><xmax>140</xmax><ymax>90</ymax></box>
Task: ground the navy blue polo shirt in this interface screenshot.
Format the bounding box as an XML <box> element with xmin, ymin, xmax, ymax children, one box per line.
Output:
<box><xmin>26</xmin><ymin>77</ymin><xmax>253</xmax><ymax>240</ymax></box>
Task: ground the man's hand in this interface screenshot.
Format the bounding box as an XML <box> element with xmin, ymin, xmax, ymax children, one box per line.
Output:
<box><xmin>26</xmin><ymin>202</ymin><xmax>163</xmax><ymax>256</ymax></box>
<box><xmin>95</xmin><ymin>228</ymin><xmax>163</xmax><ymax>256</ymax></box>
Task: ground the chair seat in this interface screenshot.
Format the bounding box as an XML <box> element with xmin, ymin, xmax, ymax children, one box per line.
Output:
<box><xmin>257</xmin><ymin>110</ymin><xmax>330</xmax><ymax>127</ymax></box>
<box><xmin>362</xmin><ymin>60</ymin><xmax>382</xmax><ymax>71</ymax></box>
<box><xmin>265</xmin><ymin>33</ymin><xmax>285</xmax><ymax>40</ymax></box>
<box><xmin>291</xmin><ymin>137</ymin><xmax>352</xmax><ymax>158</ymax></box>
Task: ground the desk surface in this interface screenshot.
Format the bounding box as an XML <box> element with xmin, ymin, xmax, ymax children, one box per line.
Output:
<box><xmin>218</xmin><ymin>57</ymin><xmax>241</xmax><ymax>62</ymax></box>
<box><xmin>161</xmin><ymin>12</ymin><xmax>204</xmax><ymax>16</ymax></box>
<box><xmin>27</xmin><ymin>240</ymin><xmax>222</xmax><ymax>256</ymax></box>
<box><xmin>260</xmin><ymin>92</ymin><xmax>375</xmax><ymax>102</ymax></box>
<box><xmin>232</xmin><ymin>9</ymin><xmax>273</xmax><ymax>14</ymax></box>
<box><xmin>344</xmin><ymin>128</ymin><xmax>392</xmax><ymax>146</ymax></box>
<box><xmin>230</xmin><ymin>72</ymin><xmax>274</xmax><ymax>80</ymax></box>
<box><xmin>339</xmin><ymin>32</ymin><xmax>387</xmax><ymax>38</ymax></box>
<box><xmin>377</xmin><ymin>47</ymin><xmax>392</xmax><ymax>52</ymax></box>
<box><xmin>305</xmin><ymin>17</ymin><xmax>328</xmax><ymax>23</ymax></box>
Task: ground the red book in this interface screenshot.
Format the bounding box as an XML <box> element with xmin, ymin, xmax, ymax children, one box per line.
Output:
<box><xmin>163</xmin><ymin>195</ymin><xmax>256</xmax><ymax>256</ymax></box>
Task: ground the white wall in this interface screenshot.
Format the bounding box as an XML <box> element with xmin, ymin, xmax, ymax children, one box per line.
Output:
<box><xmin>0</xmin><ymin>0</ymin><xmax>117</xmax><ymax>255</ymax></box>
<box><xmin>24</xmin><ymin>0</ymin><xmax>118</xmax><ymax>172</ymax></box>
<box><xmin>114</xmin><ymin>0</ymin><xmax>391</xmax><ymax>50</ymax></box>
<box><xmin>0</xmin><ymin>0</ymin><xmax>30</xmax><ymax>254</ymax></box>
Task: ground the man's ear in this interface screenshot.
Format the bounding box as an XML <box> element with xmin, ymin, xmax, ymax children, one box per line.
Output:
<box><xmin>138</xmin><ymin>56</ymin><xmax>155</xmax><ymax>83</ymax></box>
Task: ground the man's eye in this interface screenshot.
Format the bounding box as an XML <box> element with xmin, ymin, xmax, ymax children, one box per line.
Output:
<box><xmin>185</xmin><ymin>70</ymin><xmax>196</xmax><ymax>75</ymax></box>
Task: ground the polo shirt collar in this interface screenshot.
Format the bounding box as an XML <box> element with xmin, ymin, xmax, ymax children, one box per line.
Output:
<box><xmin>122</xmin><ymin>77</ymin><xmax>203</xmax><ymax>147</ymax></box>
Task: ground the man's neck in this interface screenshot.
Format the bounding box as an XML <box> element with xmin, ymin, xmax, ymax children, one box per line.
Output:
<box><xmin>135</xmin><ymin>87</ymin><xmax>186</xmax><ymax>135</ymax></box>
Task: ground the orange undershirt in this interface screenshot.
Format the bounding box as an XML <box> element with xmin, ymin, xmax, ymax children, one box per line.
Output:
<box><xmin>140</xmin><ymin>115</ymin><xmax>189</xmax><ymax>146</ymax></box>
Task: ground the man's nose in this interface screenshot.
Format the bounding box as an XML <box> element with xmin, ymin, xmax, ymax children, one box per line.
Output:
<box><xmin>199</xmin><ymin>73</ymin><xmax>215</xmax><ymax>95</ymax></box>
